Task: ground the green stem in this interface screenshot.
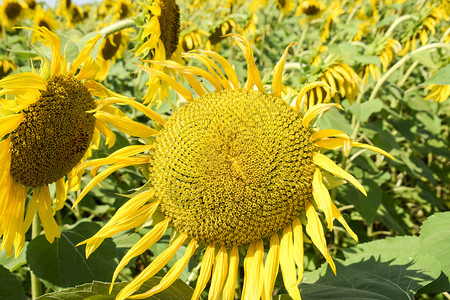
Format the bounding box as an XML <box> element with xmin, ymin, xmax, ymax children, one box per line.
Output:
<box><xmin>31</xmin><ymin>213</ymin><xmax>42</xmax><ymax>300</ymax></box>
<box><xmin>397</xmin><ymin>60</ymin><xmax>419</xmax><ymax>87</ymax></box>
<box><xmin>368</xmin><ymin>43</ymin><xmax>450</xmax><ymax>102</ymax></box>
<box><xmin>99</xmin><ymin>19</ymin><xmax>137</xmax><ymax>36</ymax></box>
<box><xmin>385</xmin><ymin>14</ymin><xmax>416</xmax><ymax>37</ymax></box>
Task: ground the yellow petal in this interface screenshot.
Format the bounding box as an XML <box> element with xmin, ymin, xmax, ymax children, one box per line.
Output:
<box><xmin>94</xmin><ymin>111</ymin><xmax>159</xmax><ymax>137</ymax></box>
<box><xmin>0</xmin><ymin>114</ymin><xmax>23</xmax><ymax>138</ymax></box>
<box><xmin>209</xmin><ymin>245</ymin><xmax>228</xmax><ymax>300</ymax></box>
<box><xmin>295</xmin><ymin>82</ymin><xmax>334</xmax><ymax>112</ymax></box>
<box><xmin>94</xmin><ymin>119</ymin><xmax>116</xmax><ymax>148</ymax></box>
<box><xmin>195</xmin><ymin>50</ymin><xmax>239</xmax><ymax>89</ymax></box>
<box><xmin>262</xmin><ymin>233</ymin><xmax>280</xmax><ymax>300</ymax></box>
<box><xmin>53</xmin><ymin>178</ymin><xmax>68</xmax><ymax>211</ymax></box>
<box><xmin>305</xmin><ymin>203</ymin><xmax>336</xmax><ymax>274</ymax></box>
<box><xmin>128</xmin><ymin>239</ymin><xmax>198</xmax><ymax>299</ymax></box>
<box><xmin>279</xmin><ymin>224</ymin><xmax>301</xmax><ymax>300</ymax></box>
<box><xmin>312</xmin><ymin>169</ymin><xmax>333</xmax><ymax>230</ymax></box>
<box><xmin>273</xmin><ymin>42</ymin><xmax>297</xmax><ymax>97</ymax></box>
<box><xmin>242</xmin><ymin>240</ymin><xmax>264</xmax><ymax>300</ymax></box>
<box><xmin>314</xmin><ymin>153</ymin><xmax>367</xmax><ymax>196</ymax></box>
<box><xmin>292</xmin><ymin>217</ymin><xmax>304</xmax><ymax>285</ymax></box>
<box><xmin>226</xmin><ymin>34</ymin><xmax>264</xmax><ymax>92</ymax></box>
<box><xmin>36</xmin><ymin>186</ymin><xmax>61</xmax><ymax>243</ymax></box>
<box><xmin>330</xmin><ymin>201</ymin><xmax>358</xmax><ymax>242</ymax></box>
<box><xmin>302</xmin><ymin>103</ymin><xmax>343</xmax><ymax>127</ymax></box>
<box><xmin>96</xmin><ymin>98</ymin><xmax>166</xmax><ymax>126</ymax></box>
<box><xmin>192</xmin><ymin>244</ymin><xmax>215</xmax><ymax>300</ymax></box>
<box><xmin>116</xmin><ymin>233</ymin><xmax>187</xmax><ymax>300</ymax></box>
<box><xmin>69</xmin><ymin>34</ymin><xmax>102</xmax><ymax>75</ymax></box>
<box><xmin>109</xmin><ymin>218</ymin><xmax>170</xmax><ymax>292</ymax></box>
<box><xmin>351</xmin><ymin>141</ymin><xmax>394</xmax><ymax>160</ymax></box>
<box><xmin>137</xmin><ymin>63</ymin><xmax>194</xmax><ymax>101</ymax></box>
<box><xmin>182</xmin><ymin>53</ymin><xmax>231</xmax><ymax>89</ymax></box>
<box><xmin>76</xmin><ymin>55</ymin><xmax>101</xmax><ymax>80</ymax></box>
<box><xmin>222</xmin><ymin>245</ymin><xmax>239</xmax><ymax>300</ymax></box>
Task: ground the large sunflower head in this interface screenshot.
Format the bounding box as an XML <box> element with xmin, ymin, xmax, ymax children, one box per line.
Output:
<box><xmin>74</xmin><ymin>34</ymin><xmax>392</xmax><ymax>299</ymax></box>
<box><xmin>0</xmin><ymin>26</ymin><xmax>159</xmax><ymax>258</ymax></box>
<box><xmin>0</xmin><ymin>0</ymin><xmax>25</xmax><ymax>30</ymax></box>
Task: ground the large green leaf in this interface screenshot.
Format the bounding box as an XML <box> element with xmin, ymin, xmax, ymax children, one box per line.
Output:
<box><xmin>418</xmin><ymin>212</ymin><xmax>450</xmax><ymax>292</ymax></box>
<box><xmin>0</xmin><ymin>265</ymin><xmax>26</xmax><ymax>300</ymax></box>
<box><xmin>423</xmin><ymin>64</ymin><xmax>450</xmax><ymax>85</ymax></box>
<box><xmin>27</xmin><ymin>220</ymin><xmax>118</xmax><ymax>288</ymax></box>
<box><xmin>0</xmin><ymin>242</ymin><xmax>28</xmax><ymax>271</ymax></box>
<box><xmin>36</xmin><ymin>279</ymin><xmax>193</xmax><ymax>300</ymax></box>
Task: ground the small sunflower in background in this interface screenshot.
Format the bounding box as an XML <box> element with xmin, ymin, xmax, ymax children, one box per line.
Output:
<box><xmin>56</xmin><ymin>0</ymin><xmax>85</xmax><ymax>28</ymax></box>
<box><xmin>425</xmin><ymin>84</ymin><xmax>449</xmax><ymax>103</ymax></box>
<box><xmin>0</xmin><ymin>0</ymin><xmax>26</xmax><ymax>30</ymax></box>
<box><xmin>205</xmin><ymin>18</ymin><xmax>239</xmax><ymax>51</ymax></box>
<box><xmin>296</xmin><ymin>0</ymin><xmax>326</xmax><ymax>23</ymax></box>
<box><xmin>180</xmin><ymin>24</ymin><xmax>208</xmax><ymax>52</ymax></box>
<box><xmin>73</xmin><ymin>34</ymin><xmax>392</xmax><ymax>300</ymax></box>
<box><xmin>134</xmin><ymin>0</ymin><xmax>182</xmax><ymax>107</ymax></box>
<box><xmin>276</xmin><ymin>0</ymin><xmax>296</xmax><ymax>16</ymax></box>
<box><xmin>0</xmin><ymin>57</ymin><xmax>16</xmax><ymax>79</ymax></box>
<box><xmin>359</xmin><ymin>36</ymin><xmax>402</xmax><ymax>84</ymax></box>
<box><xmin>320</xmin><ymin>0</ymin><xmax>344</xmax><ymax>43</ymax></box>
<box><xmin>352</xmin><ymin>21</ymin><xmax>370</xmax><ymax>42</ymax></box>
<box><xmin>398</xmin><ymin>5</ymin><xmax>443</xmax><ymax>56</ymax></box>
<box><xmin>24</xmin><ymin>0</ymin><xmax>38</xmax><ymax>10</ymax></box>
<box><xmin>303</xmin><ymin>61</ymin><xmax>361</xmax><ymax>111</ymax></box>
<box><xmin>32</xmin><ymin>8</ymin><xmax>59</xmax><ymax>42</ymax></box>
<box><xmin>0</xmin><ymin>26</ymin><xmax>160</xmax><ymax>258</ymax></box>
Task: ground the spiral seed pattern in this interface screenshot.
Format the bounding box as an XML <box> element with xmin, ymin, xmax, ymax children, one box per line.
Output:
<box><xmin>9</xmin><ymin>74</ymin><xmax>96</xmax><ymax>187</ymax></box>
<box><xmin>152</xmin><ymin>89</ymin><xmax>317</xmax><ymax>246</ymax></box>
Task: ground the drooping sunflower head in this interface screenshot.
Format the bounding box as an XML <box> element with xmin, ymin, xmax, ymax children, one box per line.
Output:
<box><xmin>425</xmin><ymin>84</ymin><xmax>450</xmax><ymax>103</ymax></box>
<box><xmin>0</xmin><ymin>26</ymin><xmax>157</xmax><ymax>258</ymax></box>
<box><xmin>75</xmin><ymin>34</ymin><xmax>392</xmax><ymax>300</ymax></box>
<box><xmin>180</xmin><ymin>23</ymin><xmax>208</xmax><ymax>52</ymax></box>
<box><xmin>296</xmin><ymin>0</ymin><xmax>326</xmax><ymax>21</ymax></box>
<box><xmin>205</xmin><ymin>18</ymin><xmax>239</xmax><ymax>51</ymax></box>
<box><xmin>0</xmin><ymin>58</ymin><xmax>16</xmax><ymax>79</ymax></box>
<box><xmin>1</xmin><ymin>0</ymin><xmax>25</xmax><ymax>30</ymax></box>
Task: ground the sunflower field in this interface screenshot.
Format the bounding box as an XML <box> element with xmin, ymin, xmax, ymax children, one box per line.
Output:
<box><xmin>0</xmin><ymin>0</ymin><xmax>449</xmax><ymax>299</ymax></box>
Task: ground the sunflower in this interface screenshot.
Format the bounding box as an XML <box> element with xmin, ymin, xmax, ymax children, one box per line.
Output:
<box><xmin>180</xmin><ymin>26</ymin><xmax>208</xmax><ymax>52</ymax></box>
<box><xmin>98</xmin><ymin>0</ymin><xmax>135</xmax><ymax>21</ymax></box>
<box><xmin>74</xmin><ymin>34</ymin><xmax>392</xmax><ymax>300</ymax></box>
<box><xmin>56</xmin><ymin>0</ymin><xmax>84</xmax><ymax>28</ymax></box>
<box><xmin>425</xmin><ymin>84</ymin><xmax>449</xmax><ymax>103</ymax></box>
<box><xmin>296</xmin><ymin>0</ymin><xmax>326</xmax><ymax>22</ymax></box>
<box><xmin>303</xmin><ymin>62</ymin><xmax>361</xmax><ymax>111</ymax></box>
<box><xmin>95</xmin><ymin>28</ymin><xmax>132</xmax><ymax>82</ymax></box>
<box><xmin>0</xmin><ymin>0</ymin><xmax>25</xmax><ymax>30</ymax></box>
<box><xmin>0</xmin><ymin>58</ymin><xmax>16</xmax><ymax>79</ymax></box>
<box><xmin>135</xmin><ymin>0</ymin><xmax>182</xmax><ymax>107</ymax></box>
<box><xmin>398</xmin><ymin>5</ymin><xmax>443</xmax><ymax>56</ymax></box>
<box><xmin>359</xmin><ymin>37</ymin><xmax>401</xmax><ymax>84</ymax></box>
<box><xmin>205</xmin><ymin>19</ymin><xmax>239</xmax><ymax>51</ymax></box>
<box><xmin>276</xmin><ymin>0</ymin><xmax>295</xmax><ymax>16</ymax></box>
<box><xmin>320</xmin><ymin>0</ymin><xmax>344</xmax><ymax>43</ymax></box>
<box><xmin>352</xmin><ymin>21</ymin><xmax>370</xmax><ymax>42</ymax></box>
<box><xmin>0</xmin><ymin>26</ymin><xmax>161</xmax><ymax>258</ymax></box>
<box><xmin>32</xmin><ymin>8</ymin><xmax>59</xmax><ymax>42</ymax></box>
<box><xmin>24</xmin><ymin>0</ymin><xmax>38</xmax><ymax>10</ymax></box>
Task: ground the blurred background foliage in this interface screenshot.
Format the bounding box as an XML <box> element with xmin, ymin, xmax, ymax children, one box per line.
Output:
<box><xmin>0</xmin><ymin>0</ymin><xmax>449</xmax><ymax>299</ymax></box>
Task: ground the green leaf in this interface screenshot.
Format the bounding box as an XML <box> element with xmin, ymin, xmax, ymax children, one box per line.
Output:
<box><xmin>0</xmin><ymin>265</ymin><xmax>26</xmax><ymax>300</ymax></box>
<box><xmin>418</xmin><ymin>212</ymin><xmax>450</xmax><ymax>291</ymax></box>
<box><xmin>423</xmin><ymin>64</ymin><xmax>450</xmax><ymax>85</ymax></box>
<box><xmin>299</xmin><ymin>255</ymin><xmax>440</xmax><ymax>300</ymax></box>
<box><xmin>27</xmin><ymin>220</ymin><xmax>118</xmax><ymax>288</ymax></box>
<box><xmin>0</xmin><ymin>242</ymin><xmax>27</xmax><ymax>271</ymax></box>
<box><xmin>316</xmin><ymin>106</ymin><xmax>352</xmax><ymax>135</ymax></box>
<box><xmin>36</xmin><ymin>279</ymin><xmax>193</xmax><ymax>300</ymax></box>
<box><xmin>411</xmin><ymin>51</ymin><xmax>436</xmax><ymax>69</ymax></box>
<box><xmin>338</xmin><ymin>178</ymin><xmax>381</xmax><ymax>225</ymax></box>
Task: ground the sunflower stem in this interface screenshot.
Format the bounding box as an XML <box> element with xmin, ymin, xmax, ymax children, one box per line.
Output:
<box><xmin>31</xmin><ymin>213</ymin><xmax>42</xmax><ymax>299</ymax></box>
<box><xmin>99</xmin><ymin>19</ymin><xmax>136</xmax><ymax>37</ymax></box>
<box><xmin>368</xmin><ymin>43</ymin><xmax>450</xmax><ymax>102</ymax></box>
<box><xmin>398</xmin><ymin>60</ymin><xmax>420</xmax><ymax>87</ymax></box>
<box><xmin>385</xmin><ymin>14</ymin><xmax>416</xmax><ymax>37</ymax></box>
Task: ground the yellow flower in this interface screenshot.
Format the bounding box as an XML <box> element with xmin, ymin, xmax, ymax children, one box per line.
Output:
<box><xmin>425</xmin><ymin>84</ymin><xmax>449</xmax><ymax>103</ymax></box>
<box><xmin>74</xmin><ymin>34</ymin><xmax>392</xmax><ymax>300</ymax></box>
<box><xmin>303</xmin><ymin>62</ymin><xmax>361</xmax><ymax>111</ymax></box>
<box><xmin>0</xmin><ymin>58</ymin><xmax>16</xmax><ymax>79</ymax></box>
<box><xmin>276</xmin><ymin>0</ymin><xmax>295</xmax><ymax>16</ymax></box>
<box><xmin>296</xmin><ymin>0</ymin><xmax>326</xmax><ymax>22</ymax></box>
<box><xmin>56</xmin><ymin>0</ymin><xmax>85</xmax><ymax>28</ymax></box>
<box><xmin>180</xmin><ymin>25</ymin><xmax>208</xmax><ymax>52</ymax></box>
<box><xmin>32</xmin><ymin>8</ymin><xmax>59</xmax><ymax>42</ymax></box>
<box><xmin>320</xmin><ymin>0</ymin><xmax>344</xmax><ymax>42</ymax></box>
<box><xmin>98</xmin><ymin>0</ymin><xmax>136</xmax><ymax>21</ymax></box>
<box><xmin>399</xmin><ymin>6</ymin><xmax>443</xmax><ymax>56</ymax></box>
<box><xmin>0</xmin><ymin>26</ymin><xmax>159</xmax><ymax>258</ymax></box>
<box><xmin>24</xmin><ymin>0</ymin><xmax>38</xmax><ymax>10</ymax></box>
<box><xmin>95</xmin><ymin>28</ymin><xmax>132</xmax><ymax>81</ymax></box>
<box><xmin>352</xmin><ymin>21</ymin><xmax>370</xmax><ymax>42</ymax></box>
<box><xmin>0</xmin><ymin>0</ymin><xmax>25</xmax><ymax>30</ymax></box>
<box><xmin>205</xmin><ymin>19</ymin><xmax>239</xmax><ymax>51</ymax></box>
<box><xmin>311</xmin><ymin>44</ymin><xmax>328</xmax><ymax>67</ymax></box>
<box><xmin>135</xmin><ymin>0</ymin><xmax>182</xmax><ymax>107</ymax></box>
